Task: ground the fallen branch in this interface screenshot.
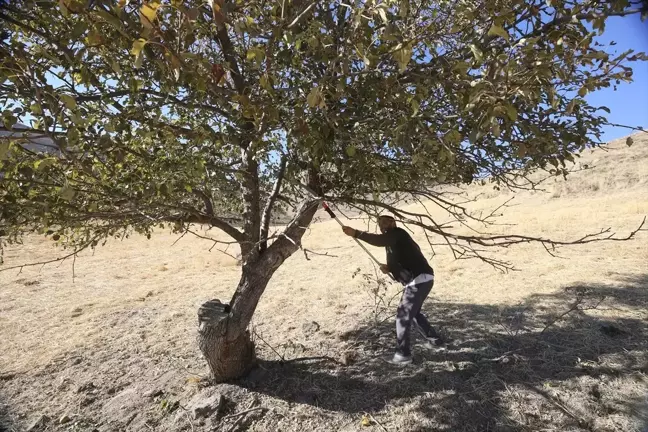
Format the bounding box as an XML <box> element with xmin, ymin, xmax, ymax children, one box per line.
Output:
<box><xmin>224</xmin><ymin>400</ymin><xmax>264</xmax><ymax>432</ymax></box>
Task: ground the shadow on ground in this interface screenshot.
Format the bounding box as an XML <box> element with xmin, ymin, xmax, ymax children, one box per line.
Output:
<box><xmin>0</xmin><ymin>392</ymin><xmax>13</xmax><ymax>432</ymax></box>
<box><xmin>240</xmin><ymin>274</ymin><xmax>648</xmax><ymax>431</ymax></box>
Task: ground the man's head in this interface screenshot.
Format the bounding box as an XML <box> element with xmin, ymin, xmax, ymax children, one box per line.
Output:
<box><xmin>378</xmin><ymin>215</ymin><xmax>397</xmax><ymax>233</ymax></box>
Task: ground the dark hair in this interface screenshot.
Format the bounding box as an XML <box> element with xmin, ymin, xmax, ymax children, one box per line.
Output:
<box><xmin>378</xmin><ymin>215</ymin><xmax>395</xmax><ymax>221</ymax></box>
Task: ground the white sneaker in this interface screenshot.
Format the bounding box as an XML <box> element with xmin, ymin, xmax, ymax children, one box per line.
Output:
<box><xmin>384</xmin><ymin>353</ymin><xmax>413</xmax><ymax>365</ymax></box>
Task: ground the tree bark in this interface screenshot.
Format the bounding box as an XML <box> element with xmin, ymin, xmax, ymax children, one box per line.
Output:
<box><xmin>197</xmin><ymin>299</ymin><xmax>256</xmax><ymax>382</ymax></box>
<box><xmin>197</xmin><ymin>200</ymin><xmax>319</xmax><ymax>382</ymax></box>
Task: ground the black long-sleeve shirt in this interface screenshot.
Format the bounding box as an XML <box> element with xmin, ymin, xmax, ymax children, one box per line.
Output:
<box><xmin>355</xmin><ymin>227</ymin><xmax>433</xmax><ymax>284</ymax></box>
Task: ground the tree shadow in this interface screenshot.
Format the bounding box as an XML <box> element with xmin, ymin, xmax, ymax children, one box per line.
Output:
<box><xmin>0</xmin><ymin>391</ymin><xmax>13</xmax><ymax>432</ymax></box>
<box><xmin>238</xmin><ymin>274</ymin><xmax>648</xmax><ymax>431</ymax></box>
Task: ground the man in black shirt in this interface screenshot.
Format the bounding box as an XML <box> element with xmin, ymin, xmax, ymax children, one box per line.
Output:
<box><xmin>342</xmin><ymin>215</ymin><xmax>442</xmax><ymax>365</ymax></box>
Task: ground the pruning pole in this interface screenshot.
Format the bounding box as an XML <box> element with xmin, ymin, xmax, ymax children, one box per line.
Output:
<box><xmin>321</xmin><ymin>201</ymin><xmax>382</xmax><ymax>266</ymax></box>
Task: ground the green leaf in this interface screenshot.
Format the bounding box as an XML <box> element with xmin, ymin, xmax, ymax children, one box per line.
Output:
<box><xmin>392</xmin><ymin>43</ymin><xmax>413</xmax><ymax>73</ymax></box>
<box><xmin>487</xmin><ymin>25</ymin><xmax>509</xmax><ymax>41</ymax></box>
<box><xmin>246</xmin><ymin>47</ymin><xmax>265</xmax><ymax>65</ymax></box>
<box><xmin>34</xmin><ymin>158</ymin><xmax>57</xmax><ymax>171</ymax></box>
<box><xmin>346</xmin><ymin>146</ymin><xmax>357</xmax><ymax>157</ymax></box>
<box><xmin>96</xmin><ymin>9</ymin><xmax>123</xmax><ymax>29</ymax></box>
<box><xmin>60</xmin><ymin>94</ymin><xmax>77</xmax><ymax>109</ymax></box>
<box><xmin>399</xmin><ymin>0</ymin><xmax>409</xmax><ymax>18</ymax></box>
<box><xmin>626</xmin><ymin>136</ymin><xmax>634</xmax><ymax>147</ymax></box>
<box><xmin>59</xmin><ymin>186</ymin><xmax>76</xmax><ymax>202</ymax></box>
<box><xmin>306</xmin><ymin>87</ymin><xmax>324</xmax><ymax>108</ymax></box>
<box><xmin>505</xmin><ymin>104</ymin><xmax>517</xmax><ymax>121</ymax></box>
<box><xmin>410</xmin><ymin>98</ymin><xmax>420</xmax><ymax>116</ymax></box>
<box><xmin>0</xmin><ymin>141</ymin><xmax>10</xmax><ymax>160</ymax></box>
<box><xmin>184</xmin><ymin>184</ymin><xmax>193</xmax><ymax>193</ymax></box>
<box><xmin>578</xmin><ymin>87</ymin><xmax>588</xmax><ymax>97</ymax></box>
<box><xmin>110</xmin><ymin>60</ymin><xmax>122</xmax><ymax>75</ymax></box>
<box><xmin>492</xmin><ymin>123</ymin><xmax>501</xmax><ymax>137</ymax></box>
<box><xmin>469</xmin><ymin>44</ymin><xmax>483</xmax><ymax>63</ymax></box>
<box><xmin>30</xmin><ymin>103</ymin><xmax>43</xmax><ymax>115</ymax></box>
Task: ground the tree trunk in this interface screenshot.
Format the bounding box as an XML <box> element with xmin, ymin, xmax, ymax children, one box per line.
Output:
<box><xmin>197</xmin><ymin>200</ymin><xmax>319</xmax><ymax>382</ymax></box>
<box><xmin>197</xmin><ymin>299</ymin><xmax>256</xmax><ymax>382</ymax></box>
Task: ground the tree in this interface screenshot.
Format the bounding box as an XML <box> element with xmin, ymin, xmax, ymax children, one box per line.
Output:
<box><xmin>0</xmin><ymin>0</ymin><xmax>646</xmax><ymax>381</ymax></box>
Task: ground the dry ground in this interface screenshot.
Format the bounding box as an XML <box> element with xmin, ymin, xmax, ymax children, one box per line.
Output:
<box><xmin>1</xmin><ymin>134</ymin><xmax>647</xmax><ymax>432</ymax></box>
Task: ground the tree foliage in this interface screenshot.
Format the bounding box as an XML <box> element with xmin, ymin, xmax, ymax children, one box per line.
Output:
<box><xmin>1</xmin><ymin>0</ymin><xmax>647</xmax><ymax>268</ymax></box>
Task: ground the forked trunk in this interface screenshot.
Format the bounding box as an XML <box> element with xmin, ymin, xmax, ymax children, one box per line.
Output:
<box><xmin>197</xmin><ymin>200</ymin><xmax>319</xmax><ymax>382</ymax></box>
<box><xmin>196</xmin><ymin>262</ymin><xmax>275</xmax><ymax>382</ymax></box>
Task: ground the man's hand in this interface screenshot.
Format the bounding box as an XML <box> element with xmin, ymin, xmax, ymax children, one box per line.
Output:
<box><xmin>342</xmin><ymin>226</ymin><xmax>357</xmax><ymax>237</ymax></box>
<box><xmin>379</xmin><ymin>264</ymin><xmax>390</xmax><ymax>274</ymax></box>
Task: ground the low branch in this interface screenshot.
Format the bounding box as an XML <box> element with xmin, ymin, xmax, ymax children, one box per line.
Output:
<box><xmin>334</xmin><ymin>196</ymin><xmax>647</xmax><ymax>271</ymax></box>
<box><xmin>0</xmin><ymin>236</ymin><xmax>98</xmax><ymax>274</ymax></box>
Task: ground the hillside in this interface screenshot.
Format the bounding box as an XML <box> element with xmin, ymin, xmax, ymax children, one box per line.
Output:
<box><xmin>1</xmin><ymin>133</ymin><xmax>647</xmax><ymax>432</ymax></box>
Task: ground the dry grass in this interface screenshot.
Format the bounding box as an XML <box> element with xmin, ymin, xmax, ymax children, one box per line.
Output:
<box><xmin>1</xmin><ymin>133</ymin><xmax>647</xmax><ymax>432</ymax></box>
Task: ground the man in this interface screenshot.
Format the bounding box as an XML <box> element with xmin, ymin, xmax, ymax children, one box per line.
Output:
<box><xmin>342</xmin><ymin>215</ymin><xmax>444</xmax><ymax>365</ymax></box>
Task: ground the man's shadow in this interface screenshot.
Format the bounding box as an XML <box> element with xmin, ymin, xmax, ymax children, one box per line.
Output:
<box><xmin>238</xmin><ymin>274</ymin><xmax>648</xmax><ymax>431</ymax></box>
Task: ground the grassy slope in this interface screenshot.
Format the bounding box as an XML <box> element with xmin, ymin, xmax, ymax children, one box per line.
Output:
<box><xmin>0</xmin><ymin>133</ymin><xmax>647</xmax><ymax>432</ymax></box>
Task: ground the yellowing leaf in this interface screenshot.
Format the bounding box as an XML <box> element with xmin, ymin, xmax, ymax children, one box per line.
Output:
<box><xmin>131</xmin><ymin>38</ymin><xmax>147</xmax><ymax>57</ymax></box>
<box><xmin>60</xmin><ymin>94</ymin><xmax>77</xmax><ymax>109</ymax></box>
<box><xmin>117</xmin><ymin>0</ymin><xmax>128</xmax><ymax>8</ymax></box>
<box><xmin>346</xmin><ymin>146</ymin><xmax>356</xmax><ymax>157</ymax></box>
<box><xmin>140</xmin><ymin>1</ymin><xmax>161</xmax><ymax>28</ymax></box>
<box><xmin>392</xmin><ymin>43</ymin><xmax>412</xmax><ymax>73</ymax></box>
<box><xmin>626</xmin><ymin>136</ymin><xmax>634</xmax><ymax>147</ymax></box>
<box><xmin>578</xmin><ymin>86</ymin><xmax>588</xmax><ymax>97</ymax></box>
<box><xmin>361</xmin><ymin>415</ymin><xmax>372</xmax><ymax>427</ymax></box>
<box><xmin>34</xmin><ymin>158</ymin><xmax>57</xmax><ymax>171</ymax></box>
<box><xmin>487</xmin><ymin>25</ymin><xmax>509</xmax><ymax>41</ymax></box>
<box><xmin>132</xmin><ymin>38</ymin><xmax>147</xmax><ymax>68</ymax></box>
<box><xmin>377</xmin><ymin>7</ymin><xmax>388</xmax><ymax>24</ymax></box>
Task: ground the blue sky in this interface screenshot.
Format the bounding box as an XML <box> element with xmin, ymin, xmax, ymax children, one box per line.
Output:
<box><xmin>586</xmin><ymin>14</ymin><xmax>648</xmax><ymax>142</ymax></box>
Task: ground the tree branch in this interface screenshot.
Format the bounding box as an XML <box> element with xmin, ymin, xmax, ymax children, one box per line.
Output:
<box><xmin>260</xmin><ymin>155</ymin><xmax>287</xmax><ymax>252</ymax></box>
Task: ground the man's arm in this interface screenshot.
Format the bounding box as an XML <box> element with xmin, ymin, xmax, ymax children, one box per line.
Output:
<box><xmin>354</xmin><ymin>230</ymin><xmax>398</xmax><ymax>247</ymax></box>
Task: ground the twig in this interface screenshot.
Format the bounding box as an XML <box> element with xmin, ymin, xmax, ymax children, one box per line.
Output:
<box><xmin>171</xmin><ymin>228</ymin><xmax>189</xmax><ymax>246</ymax></box>
<box><xmin>0</xmin><ymin>240</ymin><xmax>95</xmax><ymax>273</ymax></box>
<box><xmin>252</xmin><ymin>328</ymin><xmax>286</xmax><ymax>362</ymax></box>
<box><xmin>539</xmin><ymin>295</ymin><xmax>606</xmax><ymax>334</ymax></box>
<box><xmin>184</xmin><ymin>409</ymin><xmax>195</xmax><ymax>432</ymax></box>
<box><xmin>302</xmin><ymin>248</ymin><xmax>338</xmax><ymax>260</ymax></box>
<box><xmin>367</xmin><ymin>413</ymin><xmax>389</xmax><ymax>432</ymax></box>
<box><xmin>221</xmin><ymin>406</ymin><xmax>264</xmax><ymax>422</ymax></box>
<box><xmin>224</xmin><ymin>400</ymin><xmax>262</xmax><ymax>432</ymax></box>
<box><xmin>280</xmin><ymin>355</ymin><xmax>342</xmax><ymax>365</ymax></box>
